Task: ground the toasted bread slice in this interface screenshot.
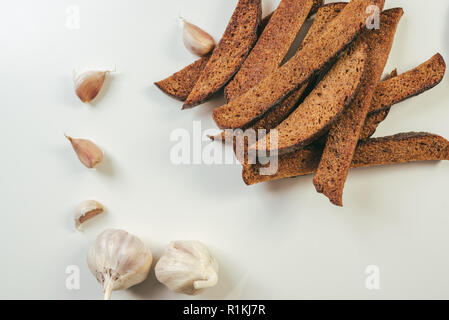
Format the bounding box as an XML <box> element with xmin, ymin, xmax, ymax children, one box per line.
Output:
<box><xmin>183</xmin><ymin>0</ymin><xmax>261</xmax><ymax>109</ymax></box>
<box><xmin>251</xmin><ymin>43</ymin><xmax>367</xmax><ymax>155</ymax></box>
<box><xmin>360</xmin><ymin>109</ymin><xmax>391</xmax><ymax>140</ymax></box>
<box><xmin>310</xmin><ymin>0</ymin><xmax>324</xmax><ymax>14</ymax></box>
<box><xmin>298</xmin><ymin>2</ymin><xmax>347</xmax><ymax>51</ymax></box>
<box><xmin>261</xmin><ymin>0</ymin><xmax>323</xmax><ymax>30</ymax></box>
<box><xmin>224</xmin><ymin>0</ymin><xmax>314</xmax><ymax>102</ymax></box>
<box><xmin>212</xmin><ymin>0</ymin><xmax>386</xmax><ymax>129</ymax></box>
<box><xmin>155</xmin><ymin>8</ymin><xmax>275</xmax><ymax>102</ymax></box>
<box><xmin>370</xmin><ymin>53</ymin><xmax>446</xmax><ymax>113</ymax></box>
<box><xmin>313</xmin><ymin>8</ymin><xmax>403</xmax><ymax>207</ymax></box>
<box><xmin>211</xmin><ymin>2</ymin><xmax>346</xmax><ymax>143</ymax></box>
<box><xmin>155</xmin><ymin>1</ymin><xmax>325</xmax><ymax>103</ymax></box>
<box><xmin>361</xmin><ymin>54</ymin><xmax>447</xmax><ymax>139</ymax></box>
<box><xmin>242</xmin><ymin>132</ymin><xmax>449</xmax><ymax>185</ymax></box>
<box><xmin>359</xmin><ymin>69</ymin><xmax>398</xmax><ymax>139</ymax></box>
<box><xmin>155</xmin><ymin>55</ymin><xmax>210</xmax><ymax>101</ymax></box>
<box><xmin>315</xmin><ymin>54</ymin><xmax>446</xmax><ymax>142</ymax></box>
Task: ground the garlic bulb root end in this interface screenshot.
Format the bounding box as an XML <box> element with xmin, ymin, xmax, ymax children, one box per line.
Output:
<box><xmin>87</xmin><ymin>229</ymin><xmax>153</xmax><ymax>300</ymax></box>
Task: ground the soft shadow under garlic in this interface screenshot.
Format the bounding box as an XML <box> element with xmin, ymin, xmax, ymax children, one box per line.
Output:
<box><xmin>94</xmin><ymin>152</ymin><xmax>115</xmax><ymax>177</ymax></box>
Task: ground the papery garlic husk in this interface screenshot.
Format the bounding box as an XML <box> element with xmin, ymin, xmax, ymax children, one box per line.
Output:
<box><xmin>181</xmin><ymin>18</ymin><xmax>215</xmax><ymax>57</ymax></box>
<box><xmin>87</xmin><ymin>229</ymin><xmax>153</xmax><ymax>300</ymax></box>
<box><xmin>155</xmin><ymin>240</ymin><xmax>219</xmax><ymax>295</ymax></box>
<box><xmin>73</xmin><ymin>70</ymin><xmax>109</xmax><ymax>103</ymax></box>
<box><xmin>65</xmin><ymin>134</ymin><xmax>103</xmax><ymax>169</ymax></box>
<box><xmin>74</xmin><ymin>200</ymin><xmax>104</xmax><ymax>230</ymax></box>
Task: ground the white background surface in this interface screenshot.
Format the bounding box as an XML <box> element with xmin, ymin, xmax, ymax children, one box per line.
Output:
<box><xmin>1</xmin><ymin>0</ymin><xmax>449</xmax><ymax>300</ymax></box>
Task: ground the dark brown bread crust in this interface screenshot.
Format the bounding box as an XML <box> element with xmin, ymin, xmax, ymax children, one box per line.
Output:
<box><xmin>259</xmin><ymin>14</ymin><xmax>273</xmax><ymax>35</ymax></box>
<box><xmin>361</xmin><ymin>54</ymin><xmax>446</xmax><ymax>138</ymax></box>
<box><xmin>155</xmin><ymin>55</ymin><xmax>210</xmax><ymax>101</ymax></box>
<box><xmin>211</xmin><ymin>2</ymin><xmax>346</xmax><ymax>143</ymax></box>
<box><xmin>224</xmin><ymin>0</ymin><xmax>314</xmax><ymax>102</ymax></box>
<box><xmin>252</xmin><ymin>44</ymin><xmax>368</xmax><ymax>155</ymax></box>
<box><xmin>259</xmin><ymin>0</ymin><xmax>322</xmax><ymax>33</ymax></box>
<box><xmin>369</xmin><ymin>53</ymin><xmax>446</xmax><ymax>113</ymax></box>
<box><xmin>310</xmin><ymin>0</ymin><xmax>324</xmax><ymax>14</ymax></box>
<box><xmin>359</xmin><ymin>69</ymin><xmax>398</xmax><ymax>139</ymax></box>
<box><xmin>212</xmin><ymin>0</ymin><xmax>386</xmax><ymax>129</ymax></box>
<box><xmin>154</xmin><ymin>1</ymin><xmax>326</xmax><ymax>103</ymax></box>
<box><xmin>313</xmin><ymin>8</ymin><xmax>403</xmax><ymax>207</ymax></box>
<box><xmin>360</xmin><ymin>109</ymin><xmax>391</xmax><ymax>140</ymax></box>
<box><xmin>155</xmin><ymin>7</ymin><xmax>276</xmax><ymax>102</ymax></box>
<box><xmin>299</xmin><ymin>2</ymin><xmax>347</xmax><ymax>51</ymax></box>
<box><xmin>183</xmin><ymin>0</ymin><xmax>261</xmax><ymax>109</ymax></box>
<box><xmin>242</xmin><ymin>132</ymin><xmax>449</xmax><ymax>185</ymax></box>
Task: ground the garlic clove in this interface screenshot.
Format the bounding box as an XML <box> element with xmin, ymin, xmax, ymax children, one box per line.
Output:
<box><xmin>87</xmin><ymin>229</ymin><xmax>153</xmax><ymax>300</ymax></box>
<box><xmin>74</xmin><ymin>200</ymin><xmax>104</xmax><ymax>230</ymax></box>
<box><xmin>73</xmin><ymin>70</ymin><xmax>109</xmax><ymax>103</ymax></box>
<box><xmin>65</xmin><ymin>134</ymin><xmax>103</xmax><ymax>169</ymax></box>
<box><xmin>155</xmin><ymin>240</ymin><xmax>219</xmax><ymax>295</ymax></box>
<box><xmin>181</xmin><ymin>18</ymin><xmax>215</xmax><ymax>57</ymax></box>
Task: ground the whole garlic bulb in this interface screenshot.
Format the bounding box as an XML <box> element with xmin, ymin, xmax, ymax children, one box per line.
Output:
<box><xmin>155</xmin><ymin>241</ymin><xmax>218</xmax><ymax>295</ymax></box>
<box><xmin>87</xmin><ymin>229</ymin><xmax>153</xmax><ymax>300</ymax></box>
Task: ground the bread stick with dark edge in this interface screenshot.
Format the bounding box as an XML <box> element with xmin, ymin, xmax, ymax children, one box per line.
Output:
<box><xmin>212</xmin><ymin>0</ymin><xmax>386</xmax><ymax>129</ymax></box>
<box><xmin>313</xmin><ymin>8</ymin><xmax>403</xmax><ymax>207</ymax></box>
<box><xmin>215</xmin><ymin>51</ymin><xmax>446</xmax><ymax>143</ymax></box>
<box><xmin>369</xmin><ymin>53</ymin><xmax>446</xmax><ymax>113</ymax></box>
<box><xmin>155</xmin><ymin>1</ymin><xmax>323</xmax><ymax>102</ymax></box>
<box><xmin>182</xmin><ymin>0</ymin><xmax>261</xmax><ymax>109</ymax></box>
<box><xmin>251</xmin><ymin>44</ymin><xmax>367</xmax><ymax>156</ymax></box>
<box><xmin>155</xmin><ymin>55</ymin><xmax>211</xmax><ymax>101</ymax></box>
<box><xmin>224</xmin><ymin>0</ymin><xmax>314</xmax><ymax>102</ymax></box>
<box><xmin>211</xmin><ymin>2</ymin><xmax>348</xmax><ymax>143</ymax></box>
<box><xmin>242</xmin><ymin>132</ymin><xmax>449</xmax><ymax>185</ymax></box>
<box><xmin>361</xmin><ymin>54</ymin><xmax>446</xmax><ymax>139</ymax></box>
<box><xmin>154</xmin><ymin>9</ymin><xmax>274</xmax><ymax>102</ymax></box>
<box><xmin>359</xmin><ymin>69</ymin><xmax>397</xmax><ymax>139</ymax></box>
<box><xmin>307</xmin><ymin>68</ymin><xmax>398</xmax><ymax>146</ymax></box>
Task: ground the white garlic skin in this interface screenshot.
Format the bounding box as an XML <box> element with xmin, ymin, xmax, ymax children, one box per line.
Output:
<box><xmin>74</xmin><ymin>200</ymin><xmax>104</xmax><ymax>230</ymax></box>
<box><xmin>181</xmin><ymin>19</ymin><xmax>215</xmax><ymax>57</ymax></box>
<box><xmin>87</xmin><ymin>229</ymin><xmax>153</xmax><ymax>300</ymax></box>
<box><xmin>155</xmin><ymin>241</ymin><xmax>218</xmax><ymax>295</ymax></box>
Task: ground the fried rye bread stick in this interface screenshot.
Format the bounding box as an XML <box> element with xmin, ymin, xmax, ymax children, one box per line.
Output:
<box><xmin>242</xmin><ymin>132</ymin><xmax>449</xmax><ymax>185</ymax></box>
<box><xmin>358</xmin><ymin>69</ymin><xmax>398</xmax><ymax>139</ymax></box>
<box><xmin>250</xmin><ymin>44</ymin><xmax>368</xmax><ymax>156</ymax></box>
<box><xmin>211</xmin><ymin>2</ymin><xmax>348</xmax><ymax>142</ymax></box>
<box><xmin>212</xmin><ymin>0</ymin><xmax>386</xmax><ymax>129</ymax></box>
<box><xmin>361</xmin><ymin>54</ymin><xmax>446</xmax><ymax>139</ymax></box>
<box><xmin>224</xmin><ymin>0</ymin><xmax>314</xmax><ymax>102</ymax></box>
<box><xmin>183</xmin><ymin>0</ymin><xmax>261</xmax><ymax>109</ymax></box>
<box><xmin>313</xmin><ymin>8</ymin><xmax>403</xmax><ymax>207</ymax></box>
<box><xmin>154</xmin><ymin>9</ymin><xmax>274</xmax><ymax>102</ymax></box>
<box><xmin>154</xmin><ymin>1</ymin><xmax>324</xmax><ymax>102</ymax></box>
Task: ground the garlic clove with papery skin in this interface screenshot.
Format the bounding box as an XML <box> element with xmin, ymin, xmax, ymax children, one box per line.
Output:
<box><xmin>74</xmin><ymin>200</ymin><xmax>104</xmax><ymax>230</ymax></box>
<box><xmin>155</xmin><ymin>240</ymin><xmax>219</xmax><ymax>295</ymax></box>
<box><xmin>65</xmin><ymin>134</ymin><xmax>103</xmax><ymax>169</ymax></box>
<box><xmin>181</xmin><ymin>18</ymin><xmax>215</xmax><ymax>57</ymax></box>
<box><xmin>73</xmin><ymin>70</ymin><xmax>110</xmax><ymax>103</ymax></box>
<box><xmin>87</xmin><ymin>229</ymin><xmax>153</xmax><ymax>300</ymax></box>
